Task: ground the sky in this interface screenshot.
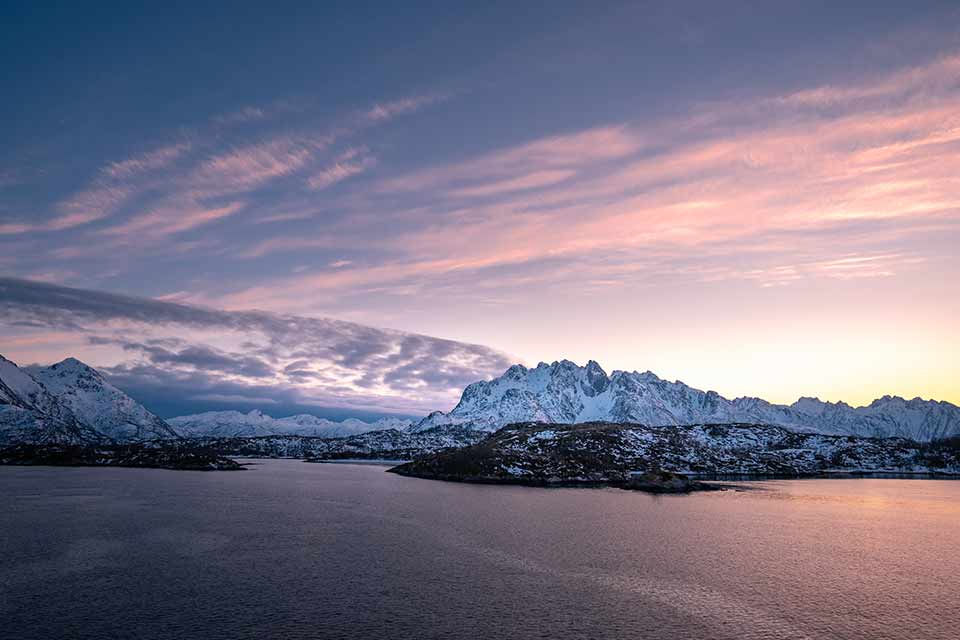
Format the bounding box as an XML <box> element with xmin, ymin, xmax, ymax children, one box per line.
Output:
<box><xmin>1</xmin><ymin>1</ymin><xmax>958</xmax><ymax>418</ymax></box>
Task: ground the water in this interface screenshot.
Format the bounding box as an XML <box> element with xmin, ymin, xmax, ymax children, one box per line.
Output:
<box><xmin>1</xmin><ymin>460</ymin><xmax>958</xmax><ymax>640</ymax></box>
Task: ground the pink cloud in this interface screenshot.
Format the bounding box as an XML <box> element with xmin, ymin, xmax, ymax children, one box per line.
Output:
<box><xmin>0</xmin><ymin>184</ymin><xmax>136</xmax><ymax>235</ymax></box>
<box><xmin>447</xmin><ymin>169</ymin><xmax>576</xmax><ymax>198</ymax></box>
<box><xmin>101</xmin><ymin>142</ymin><xmax>190</xmax><ymax>179</ymax></box>
<box><xmin>239</xmin><ymin>235</ymin><xmax>340</xmax><ymax>258</ymax></box>
<box><xmin>195</xmin><ymin>138</ymin><xmax>320</xmax><ymax>191</ymax></box>
<box><xmin>773</xmin><ymin>53</ymin><xmax>960</xmax><ymax>108</ymax></box>
<box><xmin>307</xmin><ymin>151</ymin><xmax>376</xmax><ymax>190</ymax></box>
<box><xmin>378</xmin><ymin>125</ymin><xmax>644</xmax><ymax>194</ymax></box>
<box><xmin>102</xmin><ymin>201</ymin><xmax>244</xmax><ymax>239</ymax></box>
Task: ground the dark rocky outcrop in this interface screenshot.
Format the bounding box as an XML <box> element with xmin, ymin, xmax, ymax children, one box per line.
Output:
<box><xmin>0</xmin><ymin>442</ymin><xmax>243</xmax><ymax>471</ymax></box>
<box><xmin>622</xmin><ymin>470</ymin><xmax>720</xmax><ymax>493</ymax></box>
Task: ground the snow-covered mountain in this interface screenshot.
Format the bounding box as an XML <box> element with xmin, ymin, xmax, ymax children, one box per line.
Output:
<box><xmin>33</xmin><ymin>358</ymin><xmax>179</xmax><ymax>442</ymax></box>
<box><xmin>169</xmin><ymin>409</ymin><xmax>411</xmax><ymax>438</ymax></box>
<box><xmin>412</xmin><ymin>360</ymin><xmax>960</xmax><ymax>441</ymax></box>
<box><xmin>0</xmin><ymin>355</ymin><xmax>106</xmax><ymax>445</ymax></box>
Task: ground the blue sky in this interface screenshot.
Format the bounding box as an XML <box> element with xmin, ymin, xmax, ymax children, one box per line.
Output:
<box><xmin>2</xmin><ymin>1</ymin><xmax>959</xmax><ymax>417</ymax></box>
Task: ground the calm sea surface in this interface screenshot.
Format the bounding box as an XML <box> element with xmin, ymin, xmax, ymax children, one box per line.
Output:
<box><xmin>1</xmin><ymin>460</ymin><xmax>958</xmax><ymax>639</ymax></box>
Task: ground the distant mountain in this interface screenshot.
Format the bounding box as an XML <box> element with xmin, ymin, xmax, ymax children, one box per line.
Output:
<box><xmin>189</xmin><ymin>424</ymin><xmax>484</xmax><ymax>460</ymax></box>
<box><xmin>33</xmin><ymin>358</ymin><xmax>179</xmax><ymax>442</ymax></box>
<box><xmin>169</xmin><ymin>409</ymin><xmax>412</xmax><ymax>438</ymax></box>
<box><xmin>0</xmin><ymin>355</ymin><xmax>106</xmax><ymax>445</ymax></box>
<box><xmin>412</xmin><ymin>360</ymin><xmax>960</xmax><ymax>441</ymax></box>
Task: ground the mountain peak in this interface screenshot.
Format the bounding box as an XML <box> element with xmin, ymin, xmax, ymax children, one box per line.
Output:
<box><xmin>585</xmin><ymin>359</ymin><xmax>605</xmax><ymax>373</ymax></box>
<box><xmin>50</xmin><ymin>357</ymin><xmax>101</xmax><ymax>376</ymax></box>
<box><xmin>504</xmin><ymin>364</ymin><xmax>529</xmax><ymax>378</ymax></box>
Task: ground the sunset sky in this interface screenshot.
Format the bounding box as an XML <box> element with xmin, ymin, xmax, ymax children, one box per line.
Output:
<box><xmin>1</xmin><ymin>1</ymin><xmax>958</xmax><ymax>418</ymax></box>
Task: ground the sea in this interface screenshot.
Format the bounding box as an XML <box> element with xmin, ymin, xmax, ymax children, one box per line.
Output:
<box><xmin>2</xmin><ymin>459</ymin><xmax>958</xmax><ymax>639</ymax></box>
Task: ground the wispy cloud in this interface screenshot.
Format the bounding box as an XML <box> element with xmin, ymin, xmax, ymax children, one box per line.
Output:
<box><xmin>378</xmin><ymin>125</ymin><xmax>643</xmax><ymax>193</ymax></box>
<box><xmin>772</xmin><ymin>53</ymin><xmax>960</xmax><ymax>108</ymax></box>
<box><xmin>214</xmin><ymin>106</ymin><xmax>268</xmax><ymax>125</ymax></box>
<box><xmin>447</xmin><ymin>169</ymin><xmax>575</xmax><ymax>198</ymax></box>
<box><xmin>194</xmin><ymin>138</ymin><xmax>323</xmax><ymax>191</ymax></box>
<box><xmin>1</xmin><ymin>143</ymin><xmax>188</xmax><ymax>237</ymax></box>
<box><xmin>239</xmin><ymin>235</ymin><xmax>340</xmax><ymax>259</ymax></box>
<box><xmin>101</xmin><ymin>142</ymin><xmax>190</xmax><ymax>179</ymax></box>
<box><xmin>307</xmin><ymin>147</ymin><xmax>377</xmax><ymax>190</ymax></box>
<box><xmin>363</xmin><ymin>92</ymin><xmax>450</xmax><ymax>123</ymax></box>
<box><xmin>101</xmin><ymin>201</ymin><xmax>245</xmax><ymax>239</ymax></box>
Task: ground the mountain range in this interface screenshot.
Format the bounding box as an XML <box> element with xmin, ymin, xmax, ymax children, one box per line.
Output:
<box><xmin>412</xmin><ymin>360</ymin><xmax>960</xmax><ymax>441</ymax></box>
<box><xmin>2</xmin><ymin>353</ymin><xmax>959</xmax><ymax>446</ymax></box>
<box><xmin>168</xmin><ymin>410</ymin><xmax>411</xmax><ymax>438</ymax></box>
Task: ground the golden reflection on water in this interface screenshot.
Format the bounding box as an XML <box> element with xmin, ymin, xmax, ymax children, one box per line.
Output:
<box><xmin>733</xmin><ymin>479</ymin><xmax>960</xmax><ymax>517</ymax></box>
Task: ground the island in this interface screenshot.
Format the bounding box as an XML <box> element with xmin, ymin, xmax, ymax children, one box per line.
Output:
<box><xmin>388</xmin><ymin>421</ymin><xmax>960</xmax><ymax>492</ymax></box>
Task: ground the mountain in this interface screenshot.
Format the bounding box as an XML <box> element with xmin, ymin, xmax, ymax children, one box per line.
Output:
<box><xmin>412</xmin><ymin>360</ymin><xmax>960</xmax><ymax>441</ymax></box>
<box><xmin>0</xmin><ymin>355</ymin><xmax>105</xmax><ymax>445</ymax></box>
<box><xmin>392</xmin><ymin>421</ymin><xmax>960</xmax><ymax>485</ymax></box>
<box><xmin>33</xmin><ymin>358</ymin><xmax>179</xmax><ymax>442</ymax></box>
<box><xmin>169</xmin><ymin>409</ymin><xmax>412</xmax><ymax>438</ymax></box>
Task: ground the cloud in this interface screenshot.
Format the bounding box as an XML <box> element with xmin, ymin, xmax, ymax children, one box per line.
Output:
<box><xmin>194</xmin><ymin>138</ymin><xmax>323</xmax><ymax>192</ymax></box>
<box><xmin>771</xmin><ymin>53</ymin><xmax>960</xmax><ymax>109</ymax></box>
<box><xmin>0</xmin><ymin>184</ymin><xmax>135</xmax><ymax>235</ymax></box>
<box><xmin>447</xmin><ymin>169</ymin><xmax>576</xmax><ymax>198</ymax></box>
<box><xmin>0</xmin><ymin>141</ymin><xmax>192</xmax><ymax>237</ymax></box>
<box><xmin>0</xmin><ymin>277</ymin><xmax>513</xmax><ymax>415</ymax></box>
<box><xmin>101</xmin><ymin>142</ymin><xmax>191</xmax><ymax>179</ymax></box>
<box><xmin>377</xmin><ymin>125</ymin><xmax>644</xmax><ymax>194</ymax></box>
<box><xmin>306</xmin><ymin>148</ymin><xmax>377</xmax><ymax>191</ymax></box>
<box><xmin>101</xmin><ymin>201</ymin><xmax>245</xmax><ymax>239</ymax></box>
<box><xmin>363</xmin><ymin>92</ymin><xmax>449</xmax><ymax>123</ymax></box>
<box><xmin>214</xmin><ymin>106</ymin><xmax>268</xmax><ymax>126</ymax></box>
<box><xmin>115</xmin><ymin>340</ymin><xmax>275</xmax><ymax>378</ymax></box>
<box><xmin>239</xmin><ymin>235</ymin><xmax>340</xmax><ymax>259</ymax></box>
